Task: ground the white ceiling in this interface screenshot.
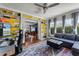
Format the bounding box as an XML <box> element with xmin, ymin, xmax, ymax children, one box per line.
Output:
<box><xmin>25</xmin><ymin>21</ymin><xmax>37</xmax><ymax>26</ymax></box>
<box><xmin>0</xmin><ymin>3</ymin><xmax>79</xmax><ymax>18</ymax></box>
<box><xmin>25</xmin><ymin>20</ymin><xmax>38</xmax><ymax>25</ymax></box>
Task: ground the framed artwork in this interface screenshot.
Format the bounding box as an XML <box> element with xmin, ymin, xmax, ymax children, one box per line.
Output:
<box><xmin>3</xmin><ymin>23</ymin><xmax>11</xmax><ymax>36</ymax></box>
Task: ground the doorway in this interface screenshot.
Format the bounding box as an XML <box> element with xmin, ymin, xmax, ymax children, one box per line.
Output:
<box><xmin>23</xmin><ymin>20</ymin><xmax>40</xmax><ymax>47</ymax></box>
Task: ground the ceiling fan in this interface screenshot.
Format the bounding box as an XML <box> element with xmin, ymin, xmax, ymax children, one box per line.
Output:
<box><xmin>34</xmin><ymin>3</ymin><xmax>60</xmax><ymax>14</ymax></box>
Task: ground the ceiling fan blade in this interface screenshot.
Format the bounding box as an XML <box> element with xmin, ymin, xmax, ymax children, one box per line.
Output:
<box><xmin>43</xmin><ymin>3</ymin><xmax>47</xmax><ymax>7</ymax></box>
<box><xmin>43</xmin><ymin>9</ymin><xmax>46</xmax><ymax>14</ymax></box>
<box><xmin>43</xmin><ymin>7</ymin><xmax>47</xmax><ymax>14</ymax></box>
<box><xmin>47</xmin><ymin>3</ymin><xmax>60</xmax><ymax>8</ymax></box>
<box><xmin>34</xmin><ymin>3</ymin><xmax>44</xmax><ymax>7</ymax></box>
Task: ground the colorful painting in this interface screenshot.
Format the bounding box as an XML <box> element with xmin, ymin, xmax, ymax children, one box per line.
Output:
<box><xmin>0</xmin><ymin>18</ymin><xmax>20</xmax><ymax>37</ymax></box>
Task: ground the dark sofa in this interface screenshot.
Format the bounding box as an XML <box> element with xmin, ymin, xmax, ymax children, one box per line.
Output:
<box><xmin>72</xmin><ymin>35</ymin><xmax>79</xmax><ymax>56</ymax></box>
<box><xmin>47</xmin><ymin>33</ymin><xmax>76</xmax><ymax>49</ymax></box>
<box><xmin>58</xmin><ymin>34</ymin><xmax>75</xmax><ymax>48</ymax></box>
<box><xmin>47</xmin><ymin>33</ymin><xmax>79</xmax><ymax>55</ymax></box>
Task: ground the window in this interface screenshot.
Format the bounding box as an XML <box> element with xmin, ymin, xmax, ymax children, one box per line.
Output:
<box><xmin>65</xmin><ymin>14</ymin><xmax>73</xmax><ymax>33</ymax></box>
<box><xmin>49</xmin><ymin>19</ymin><xmax>55</xmax><ymax>34</ymax></box>
<box><xmin>56</xmin><ymin>17</ymin><xmax>63</xmax><ymax>33</ymax></box>
<box><xmin>77</xmin><ymin>13</ymin><xmax>79</xmax><ymax>34</ymax></box>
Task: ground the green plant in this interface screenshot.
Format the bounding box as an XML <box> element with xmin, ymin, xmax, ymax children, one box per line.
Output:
<box><xmin>77</xmin><ymin>26</ymin><xmax>79</xmax><ymax>34</ymax></box>
<box><xmin>57</xmin><ymin>27</ymin><xmax>63</xmax><ymax>33</ymax></box>
<box><xmin>65</xmin><ymin>26</ymin><xmax>72</xmax><ymax>33</ymax></box>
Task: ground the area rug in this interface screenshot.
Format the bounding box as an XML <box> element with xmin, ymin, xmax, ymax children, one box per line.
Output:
<box><xmin>56</xmin><ymin>48</ymin><xmax>72</xmax><ymax>56</ymax></box>
<box><xmin>17</xmin><ymin>40</ymin><xmax>53</xmax><ymax>56</ymax></box>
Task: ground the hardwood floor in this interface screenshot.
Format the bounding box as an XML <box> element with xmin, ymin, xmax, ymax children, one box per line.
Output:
<box><xmin>24</xmin><ymin>37</ymin><xmax>40</xmax><ymax>47</ymax></box>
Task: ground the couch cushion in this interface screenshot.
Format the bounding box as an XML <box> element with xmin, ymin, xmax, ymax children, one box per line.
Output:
<box><xmin>52</xmin><ymin>37</ymin><xmax>74</xmax><ymax>49</ymax></box>
<box><xmin>54</xmin><ymin>33</ymin><xmax>63</xmax><ymax>38</ymax></box>
<box><xmin>63</xmin><ymin>34</ymin><xmax>75</xmax><ymax>41</ymax></box>
<box><xmin>53</xmin><ymin>37</ymin><xmax>74</xmax><ymax>43</ymax></box>
<box><xmin>60</xmin><ymin>38</ymin><xmax>74</xmax><ymax>43</ymax></box>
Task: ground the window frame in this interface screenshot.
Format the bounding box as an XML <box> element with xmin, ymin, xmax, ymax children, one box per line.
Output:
<box><xmin>77</xmin><ymin>13</ymin><xmax>79</xmax><ymax>34</ymax></box>
<box><xmin>64</xmin><ymin>14</ymin><xmax>73</xmax><ymax>34</ymax></box>
<box><xmin>49</xmin><ymin>19</ymin><xmax>55</xmax><ymax>36</ymax></box>
<box><xmin>56</xmin><ymin>17</ymin><xmax>63</xmax><ymax>33</ymax></box>
<box><xmin>48</xmin><ymin>18</ymin><xmax>57</xmax><ymax>36</ymax></box>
